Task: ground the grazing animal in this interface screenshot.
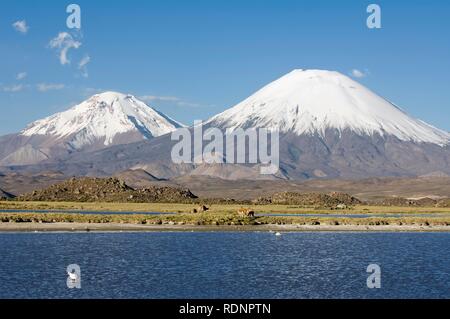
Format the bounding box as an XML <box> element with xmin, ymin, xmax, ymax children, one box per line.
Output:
<box><xmin>191</xmin><ymin>205</ymin><xmax>209</xmax><ymax>214</ymax></box>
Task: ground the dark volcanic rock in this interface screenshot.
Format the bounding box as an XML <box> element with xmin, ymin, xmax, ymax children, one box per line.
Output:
<box><xmin>0</xmin><ymin>188</ymin><xmax>15</xmax><ymax>199</ymax></box>
<box><xmin>17</xmin><ymin>177</ymin><xmax>197</xmax><ymax>203</ymax></box>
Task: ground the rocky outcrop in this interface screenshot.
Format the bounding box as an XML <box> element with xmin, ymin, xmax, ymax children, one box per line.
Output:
<box><xmin>376</xmin><ymin>197</ymin><xmax>440</xmax><ymax>207</ymax></box>
<box><xmin>436</xmin><ymin>199</ymin><xmax>450</xmax><ymax>207</ymax></box>
<box><xmin>17</xmin><ymin>177</ymin><xmax>197</xmax><ymax>203</ymax></box>
<box><xmin>253</xmin><ymin>192</ymin><xmax>361</xmax><ymax>208</ymax></box>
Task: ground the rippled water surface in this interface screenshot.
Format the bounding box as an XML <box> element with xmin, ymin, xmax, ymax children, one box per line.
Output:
<box><xmin>0</xmin><ymin>232</ymin><xmax>449</xmax><ymax>299</ymax></box>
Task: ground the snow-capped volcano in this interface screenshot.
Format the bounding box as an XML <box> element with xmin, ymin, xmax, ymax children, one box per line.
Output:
<box><xmin>208</xmin><ymin>69</ymin><xmax>450</xmax><ymax>146</ymax></box>
<box><xmin>0</xmin><ymin>91</ymin><xmax>183</xmax><ymax>166</ymax></box>
<box><xmin>1</xmin><ymin>71</ymin><xmax>450</xmax><ymax>179</ymax></box>
<box><xmin>21</xmin><ymin>91</ymin><xmax>182</xmax><ymax>149</ymax></box>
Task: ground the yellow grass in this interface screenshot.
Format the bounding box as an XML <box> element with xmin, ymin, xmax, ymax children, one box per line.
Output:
<box><xmin>0</xmin><ymin>201</ymin><xmax>450</xmax><ymax>216</ymax></box>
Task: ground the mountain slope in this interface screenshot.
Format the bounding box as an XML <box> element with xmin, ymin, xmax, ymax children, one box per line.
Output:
<box><xmin>0</xmin><ymin>91</ymin><xmax>183</xmax><ymax>166</ymax></box>
<box><xmin>207</xmin><ymin>69</ymin><xmax>450</xmax><ymax>146</ymax></box>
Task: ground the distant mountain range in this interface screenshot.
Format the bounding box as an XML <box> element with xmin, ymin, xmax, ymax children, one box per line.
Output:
<box><xmin>1</xmin><ymin>69</ymin><xmax>450</xmax><ymax>180</ymax></box>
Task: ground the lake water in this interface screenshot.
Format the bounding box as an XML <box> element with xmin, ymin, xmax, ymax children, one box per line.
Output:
<box><xmin>0</xmin><ymin>232</ymin><xmax>449</xmax><ymax>299</ymax></box>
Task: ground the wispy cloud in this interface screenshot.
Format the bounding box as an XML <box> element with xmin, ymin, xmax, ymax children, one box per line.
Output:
<box><xmin>350</xmin><ymin>69</ymin><xmax>369</xmax><ymax>78</ymax></box>
<box><xmin>2</xmin><ymin>84</ymin><xmax>26</xmax><ymax>92</ymax></box>
<box><xmin>48</xmin><ymin>32</ymin><xmax>81</xmax><ymax>65</ymax></box>
<box><xmin>139</xmin><ymin>95</ymin><xmax>182</xmax><ymax>103</ymax></box>
<box><xmin>139</xmin><ymin>95</ymin><xmax>202</xmax><ymax>108</ymax></box>
<box><xmin>78</xmin><ymin>55</ymin><xmax>91</xmax><ymax>78</ymax></box>
<box><xmin>12</xmin><ymin>20</ymin><xmax>29</xmax><ymax>34</ymax></box>
<box><xmin>37</xmin><ymin>83</ymin><xmax>65</xmax><ymax>92</ymax></box>
<box><xmin>16</xmin><ymin>72</ymin><xmax>27</xmax><ymax>80</ymax></box>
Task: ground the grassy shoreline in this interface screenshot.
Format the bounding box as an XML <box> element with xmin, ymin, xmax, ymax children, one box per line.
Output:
<box><xmin>0</xmin><ymin>212</ymin><xmax>449</xmax><ymax>232</ymax></box>
<box><xmin>1</xmin><ymin>201</ymin><xmax>449</xmax><ymax>232</ymax></box>
<box><xmin>2</xmin><ymin>200</ymin><xmax>450</xmax><ymax>215</ymax></box>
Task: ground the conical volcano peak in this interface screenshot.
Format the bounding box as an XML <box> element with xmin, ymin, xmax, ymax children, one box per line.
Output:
<box><xmin>20</xmin><ymin>91</ymin><xmax>182</xmax><ymax>149</ymax></box>
<box><xmin>274</xmin><ymin>69</ymin><xmax>353</xmax><ymax>84</ymax></box>
<box><xmin>84</xmin><ymin>91</ymin><xmax>140</xmax><ymax>110</ymax></box>
<box><xmin>253</xmin><ymin>69</ymin><xmax>369</xmax><ymax>101</ymax></box>
<box><xmin>208</xmin><ymin>69</ymin><xmax>450</xmax><ymax>146</ymax></box>
<box><xmin>89</xmin><ymin>91</ymin><xmax>136</xmax><ymax>103</ymax></box>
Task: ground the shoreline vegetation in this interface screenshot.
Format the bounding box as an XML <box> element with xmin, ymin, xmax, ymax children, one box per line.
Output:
<box><xmin>0</xmin><ymin>201</ymin><xmax>449</xmax><ymax>233</ymax></box>
<box><xmin>0</xmin><ymin>177</ymin><xmax>449</xmax><ymax>232</ymax></box>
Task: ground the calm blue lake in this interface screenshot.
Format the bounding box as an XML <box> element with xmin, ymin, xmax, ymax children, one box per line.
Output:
<box><xmin>0</xmin><ymin>232</ymin><xmax>448</xmax><ymax>299</ymax></box>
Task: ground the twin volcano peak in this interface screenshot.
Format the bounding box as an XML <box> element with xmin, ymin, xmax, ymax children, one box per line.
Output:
<box><xmin>208</xmin><ymin>69</ymin><xmax>450</xmax><ymax>146</ymax></box>
<box><xmin>1</xmin><ymin>69</ymin><xmax>450</xmax><ymax>178</ymax></box>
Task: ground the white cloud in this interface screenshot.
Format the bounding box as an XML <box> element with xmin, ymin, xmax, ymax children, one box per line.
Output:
<box><xmin>350</xmin><ymin>69</ymin><xmax>368</xmax><ymax>78</ymax></box>
<box><xmin>78</xmin><ymin>55</ymin><xmax>91</xmax><ymax>78</ymax></box>
<box><xmin>139</xmin><ymin>95</ymin><xmax>201</xmax><ymax>107</ymax></box>
<box><xmin>139</xmin><ymin>95</ymin><xmax>181</xmax><ymax>103</ymax></box>
<box><xmin>48</xmin><ymin>32</ymin><xmax>81</xmax><ymax>65</ymax></box>
<box><xmin>16</xmin><ymin>72</ymin><xmax>27</xmax><ymax>80</ymax></box>
<box><xmin>139</xmin><ymin>95</ymin><xmax>202</xmax><ymax>108</ymax></box>
<box><xmin>12</xmin><ymin>20</ymin><xmax>29</xmax><ymax>34</ymax></box>
<box><xmin>2</xmin><ymin>84</ymin><xmax>25</xmax><ymax>92</ymax></box>
<box><xmin>37</xmin><ymin>83</ymin><xmax>65</xmax><ymax>92</ymax></box>
<box><xmin>78</xmin><ymin>55</ymin><xmax>90</xmax><ymax>68</ymax></box>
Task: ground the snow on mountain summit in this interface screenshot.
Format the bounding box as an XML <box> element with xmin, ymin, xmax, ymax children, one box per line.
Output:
<box><xmin>208</xmin><ymin>69</ymin><xmax>450</xmax><ymax>146</ymax></box>
<box><xmin>21</xmin><ymin>91</ymin><xmax>183</xmax><ymax>149</ymax></box>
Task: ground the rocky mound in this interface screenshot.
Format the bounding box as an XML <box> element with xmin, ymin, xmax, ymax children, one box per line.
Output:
<box><xmin>253</xmin><ymin>192</ymin><xmax>361</xmax><ymax>207</ymax></box>
<box><xmin>0</xmin><ymin>188</ymin><xmax>15</xmax><ymax>200</ymax></box>
<box><xmin>435</xmin><ymin>199</ymin><xmax>450</xmax><ymax>207</ymax></box>
<box><xmin>17</xmin><ymin>177</ymin><xmax>197</xmax><ymax>203</ymax></box>
<box><xmin>376</xmin><ymin>197</ymin><xmax>439</xmax><ymax>207</ymax></box>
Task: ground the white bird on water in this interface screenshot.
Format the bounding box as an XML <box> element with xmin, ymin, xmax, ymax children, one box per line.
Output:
<box><xmin>275</xmin><ymin>232</ymin><xmax>282</xmax><ymax>236</ymax></box>
<box><xmin>68</xmin><ymin>271</ymin><xmax>78</xmax><ymax>282</ymax></box>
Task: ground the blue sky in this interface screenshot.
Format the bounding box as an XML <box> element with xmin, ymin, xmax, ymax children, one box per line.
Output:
<box><xmin>1</xmin><ymin>0</ymin><xmax>449</xmax><ymax>135</ymax></box>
